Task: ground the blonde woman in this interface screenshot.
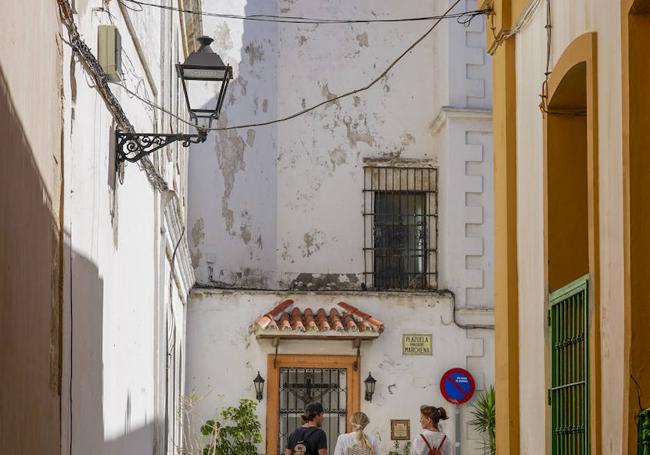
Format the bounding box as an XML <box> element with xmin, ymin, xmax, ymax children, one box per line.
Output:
<box><xmin>333</xmin><ymin>412</ymin><xmax>379</xmax><ymax>455</ymax></box>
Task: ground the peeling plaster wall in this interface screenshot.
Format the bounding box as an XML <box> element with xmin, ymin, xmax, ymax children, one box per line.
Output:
<box><xmin>186</xmin><ymin>2</ymin><xmax>494</xmax><ymax>449</ymax></box>
<box><xmin>189</xmin><ymin>0</ymin><xmax>492</xmax><ymax>299</ymax></box>
<box><xmin>188</xmin><ymin>0</ymin><xmax>493</xmax><ymax>310</ymax></box>
<box><xmin>186</xmin><ymin>289</ymin><xmax>494</xmax><ymax>454</ymax></box>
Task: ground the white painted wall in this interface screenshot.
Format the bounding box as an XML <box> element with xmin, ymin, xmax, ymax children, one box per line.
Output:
<box><xmin>185</xmin><ymin>1</ymin><xmax>494</xmax><ymax>454</ymax></box>
<box><xmin>188</xmin><ymin>1</ymin><xmax>494</xmax><ymax>311</ymax></box>
<box><xmin>60</xmin><ymin>1</ymin><xmax>195</xmax><ymax>454</ymax></box>
<box><xmin>186</xmin><ymin>290</ymin><xmax>494</xmax><ymax>455</ymax></box>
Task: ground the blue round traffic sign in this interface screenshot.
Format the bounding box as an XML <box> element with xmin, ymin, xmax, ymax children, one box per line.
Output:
<box><xmin>440</xmin><ymin>368</ymin><xmax>475</xmax><ymax>405</ymax></box>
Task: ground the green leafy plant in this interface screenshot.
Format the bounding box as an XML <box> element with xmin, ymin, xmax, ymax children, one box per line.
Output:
<box><xmin>201</xmin><ymin>399</ymin><xmax>262</xmax><ymax>455</ymax></box>
<box><xmin>402</xmin><ymin>441</ymin><xmax>412</xmax><ymax>455</ymax></box>
<box><xmin>469</xmin><ymin>385</ymin><xmax>496</xmax><ymax>455</ymax></box>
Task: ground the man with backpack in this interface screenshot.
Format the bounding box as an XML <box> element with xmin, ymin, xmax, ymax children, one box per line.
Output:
<box><xmin>285</xmin><ymin>402</ymin><xmax>328</xmax><ymax>455</ymax></box>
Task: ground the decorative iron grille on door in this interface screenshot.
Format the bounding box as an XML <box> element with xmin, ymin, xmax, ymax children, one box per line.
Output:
<box><xmin>549</xmin><ymin>275</ymin><xmax>590</xmax><ymax>454</ymax></box>
<box><xmin>278</xmin><ymin>368</ymin><xmax>348</xmax><ymax>453</ymax></box>
<box><xmin>363</xmin><ymin>166</ymin><xmax>438</xmax><ymax>290</ymax></box>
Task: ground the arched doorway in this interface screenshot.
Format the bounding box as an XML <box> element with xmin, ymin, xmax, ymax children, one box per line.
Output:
<box><xmin>544</xmin><ymin>32</ymin><xmax>599</xmax><ymax>454</ymax></box>
<box><xmin>623</xmin><ymin>0</ymin><xmax>650</xmax><ymax>451</ymax></box>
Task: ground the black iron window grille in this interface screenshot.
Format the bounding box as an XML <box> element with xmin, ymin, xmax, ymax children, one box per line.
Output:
<box><xmin>363</xmin><ymin>166</ymin><xmax>438</xmax><ymax>290</ymax></box>
<box><xmin>278</xmin><ymin>368</ymin><xmax>347</xmax><ymax>454</ymax></box>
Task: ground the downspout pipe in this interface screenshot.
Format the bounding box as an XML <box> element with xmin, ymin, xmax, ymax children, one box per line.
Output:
<box><xmin>439</xmin><ymin>289</ymin><xmax>495</xmax><ymax>330</ymax></box>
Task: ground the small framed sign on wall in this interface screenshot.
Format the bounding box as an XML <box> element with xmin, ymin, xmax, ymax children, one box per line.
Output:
<box><xmin>390</xmin><ymin>419</ymin><xmax>411</xmax><ymax>440</ymax></box>
<box><xmin>402</xmin><ymin>334</ymin><xmax>432</xmax><ymax>355</ymax></box>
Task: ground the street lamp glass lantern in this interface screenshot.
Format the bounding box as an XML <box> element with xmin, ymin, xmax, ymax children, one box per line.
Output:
<box><xmin>364</xmin><ymin>372</ymin><xmax>377</xmax><ymax>402</ymax></box>
<box><xmin>253</xmin><ymin>371</ymin><xmax>265</xmax><ymax>401</ymax></box>
<box><xmin>177</xmin><ymin>36</ymin><xmax>233</xmax><ymax>127</ymax></box>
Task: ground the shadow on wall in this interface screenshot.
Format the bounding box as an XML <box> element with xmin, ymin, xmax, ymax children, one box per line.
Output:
<box><xmin>0</xmin><ymin>60</ymin><xmax>151</xmax><ymax>454</ymax></box>
<box><xmin>68</xmin><ymin>247</ymin><xmax>105</xmax><ymax>454</ymax></box>
<box><xmin>188</xmin><ymin>0</ymin><xmax>280</xmax><ymax>288</ymax></box>
<box><xmin>0</xmin><ymin>62</ymin><xmax>62</xmax><ymax>453</ymax></box>
<box><xmin>102</xmin><ymin>422</ymin><xmax>156</xmax><ymax>454</ymax></box>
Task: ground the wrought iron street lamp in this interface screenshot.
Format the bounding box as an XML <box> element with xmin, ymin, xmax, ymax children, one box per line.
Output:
<box><xmin>116</xmin><ymin>36</ymin><xmax>233</xmax><ymax>165</ymax></box>
<box><xmin>253</xmin><ymin>371</ymin><xmax>265</xmax><ymax>401</ymax></box>
<box><xmin>177</xmin><ymin>36</ymin><xmax>233</xmax><ymax>128</ymax></box>
<box><xmin>364</xmin><ymin>372</ymin><xmax>377</xmax><ymax>402</ymax></box>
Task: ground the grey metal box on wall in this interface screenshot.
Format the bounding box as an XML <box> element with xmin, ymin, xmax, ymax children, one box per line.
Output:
<box><xmin>98</xmin><ymin>25</ymin><xmax>121</xmax><ymax>81</ymax></box>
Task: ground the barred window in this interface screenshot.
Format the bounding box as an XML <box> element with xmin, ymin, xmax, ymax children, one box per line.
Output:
<box><xmin>363</xmin><ymin>166</ymin><xmax>438</xmax><ymax>290</ymax></box>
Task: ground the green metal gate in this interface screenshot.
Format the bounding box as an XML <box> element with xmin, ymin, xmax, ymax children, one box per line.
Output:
<box><xmin>638</xmin><ymin>409</ymin><xmax>650</xmax><ymax>455</ymax></box>
<box><xmin>549</xmin><ymin>275</ymin><xmax>590</xmax><ymax>454</ymax></box>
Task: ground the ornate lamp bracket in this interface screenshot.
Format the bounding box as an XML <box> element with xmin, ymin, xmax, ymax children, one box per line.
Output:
<box><xmin>116</xmin><ymin>129</ymin><xmax>208</xmax><ymax>165</ymax></box>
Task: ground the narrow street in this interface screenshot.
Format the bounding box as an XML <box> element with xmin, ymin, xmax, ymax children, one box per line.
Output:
<box><xmin>1</xmin><ymin>1</ymin><xmax>648</xmax><ymax>454</ymax></box>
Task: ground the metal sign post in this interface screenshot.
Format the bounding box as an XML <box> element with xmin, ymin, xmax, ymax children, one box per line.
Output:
<box><xmin>454</xmin><ymin>405</ymin><xmax>461</xmax><ymax>455</ymax></box>
<box><xmin>440</xmin><ymin>368</ymin><xmax>475</xmax><ymax>455</ymax></box>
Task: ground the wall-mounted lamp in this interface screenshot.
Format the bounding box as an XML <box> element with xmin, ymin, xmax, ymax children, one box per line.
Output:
<box><xmin>364</xmin><ymin>372</ymin><xmax>376</xmax><ymax>402</ymax></box>
<box><xmin>253</xmin><ymin>371</ymin><xmax>265</xmax><ymax>401</ymax></box>
<box><xmin>116</xmin><ymin>36</ymin><xmax>232</xmax><ymax>165</ymax></box>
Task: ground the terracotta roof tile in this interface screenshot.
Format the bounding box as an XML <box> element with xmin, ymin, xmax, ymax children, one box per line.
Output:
<box><xmin>252</xmin><ymin>300</ymin><xmax>385</xmax><ymax>338</ymax></box>
<box><xmin>254</xmin><ymin>299</ymin><xmax>293</xmax><ymax>330</ymax></box>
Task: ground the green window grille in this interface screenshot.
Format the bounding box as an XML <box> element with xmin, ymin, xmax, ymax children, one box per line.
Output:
<box><xmin>639</xmin><ymin>409</ymin><xmax>650</xmax><ymax>455</ymax></box>
<box><xmin>549</xmin><ymin>275</ymin><xmax>590</xmax><ymax>454</ymax></box>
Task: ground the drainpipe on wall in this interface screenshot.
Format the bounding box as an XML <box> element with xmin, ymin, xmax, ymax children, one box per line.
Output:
<box><xmin>439</xmin><ymin>289</ymin><xmax>495</xmax><ymax>330</ymax></box>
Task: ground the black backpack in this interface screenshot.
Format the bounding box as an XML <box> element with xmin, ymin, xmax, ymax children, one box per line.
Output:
<box><xmin>291</xmin><ymin>427</ymin><xmax>320</xmax><ymax>455</ymax></box>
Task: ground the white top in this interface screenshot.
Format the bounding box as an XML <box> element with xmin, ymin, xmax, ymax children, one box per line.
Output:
<box><xmin>411</xmin><ymin>429</ymin><xmax>452</xmax><ymax>455</ymax></box>
<box><xmin>333</xmin><ymin>432</ymin><xmax>380</xmax><ymax>455</ymax></box>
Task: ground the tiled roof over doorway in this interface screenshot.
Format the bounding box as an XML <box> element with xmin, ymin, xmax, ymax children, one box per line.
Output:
<box><xmin>252</xmin><ymin>300</ymin><xmax>384</xmax><ymax>340</ymax></box>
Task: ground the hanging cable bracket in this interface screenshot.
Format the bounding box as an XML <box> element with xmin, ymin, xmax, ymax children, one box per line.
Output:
<box><xmin>115</xmin><ymin>129</ymin><xmax>207</xmax><ymax>166</ymax></box>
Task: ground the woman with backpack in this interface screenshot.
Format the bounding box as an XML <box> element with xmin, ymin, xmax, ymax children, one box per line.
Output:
<box><xmin>333</xmin><ymin>412</ymin><xmax>379</xmax><ymax>455</ymax></box>
<box><xmin>411</xmin><ymin>405</ymin><xmax>452</xmax><ymax>455</ymax></box>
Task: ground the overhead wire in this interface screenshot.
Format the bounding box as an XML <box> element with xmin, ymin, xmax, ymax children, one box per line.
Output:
<box><xmin>58</xmin><ymin>0</ymin><xmax>176</xmax><ymax>190</ymax></box>
<box><xmin>69</xmin><ymin>0</ymin><xmax>488</xmax><ymax>133</ymax></box>
<box><xmin>119</xmin><ymin>0</ymin><xmax>488</xmax><ymax>25</ymax></box>
<box><xmin>110</xmin><ymin>81</ymin><xmax>198</xmax><ymax>129</ymax></box>
<box><xmin>210</xmin><ymin>0</ymin><xmax>471</xmax><ymax>131</ymax></box>
<box><xmin>115</xmin><ymin>0</ymin><xmax>482</xmax><ymax>132</ymax></box>
<box><xmin>487</xmin><ymin>0</ymin><xmax>543</xmax><ymax>54</ymax></box>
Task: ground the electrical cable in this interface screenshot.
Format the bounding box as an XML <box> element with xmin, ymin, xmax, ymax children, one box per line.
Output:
<box><xmin>632</xmin><ymin>374</ymin><xmax>645</xmax><ymax>411</ymax></box>
<box><xmin>110</xmin><ymin>81</ymin><xmax>197</xmax><ymax>129</ymax></box>
<box><xmin>209</xmin><ymin>0</ymin><xmax>473</xmax><ymax>131</ymax></box>
<box><xmin>108</xmin><ymin>1</ymin><xmax>483</xmax><ymax>132</ymax></box>
<box><xmin>59</xmin><ymin>0</ymin><xmax>173</xmax><ymax>191</ymax></box>
<box><xmin>165</xmin><ymin>227</ymin><xmax>185</xmax><ymax>455</ymax></box>
<box><xmin>66</xmin><ymin>0</ymin><xmax>486</xmax><ymax>134</ymax></box>
<box><xmin>119</xmin><ymin>0</ymin><xmax>488</xmax><ymax>25</ymax></box>
<box><xmin>487</xmin><ymin>0</ymin><xmax>543</xmax><ymax>54</ymax></box>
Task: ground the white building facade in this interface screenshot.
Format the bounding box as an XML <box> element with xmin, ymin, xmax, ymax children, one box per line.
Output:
<box><xmin>59</xmin><ymin>1</ymin><xmax>200</xmax><ymax>453</ymax></box>
<box><xmin>186</xmin><ymin>0</ymin><xmax>494</xmax><ymax>454</ymax></box>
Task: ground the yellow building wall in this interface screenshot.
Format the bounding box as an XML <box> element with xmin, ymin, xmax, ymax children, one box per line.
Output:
<box><xmin>488</xmin><ymin>0</ymin><xmax>630</xmax><ymax>453</ymax></box>
<box><xmin>623</xmin><ymin>1</ymin><xmax>650</xmax><ymax>451</ymax></box>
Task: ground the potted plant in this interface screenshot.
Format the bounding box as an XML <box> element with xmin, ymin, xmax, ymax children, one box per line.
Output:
<box><xmin>469</xmin><ymin>385</ymin><xmax>496</xmax><ymax>455</ymax></box>
<box><xmin>199</xmin><ymin>399</ymin><xmax>262</xmax><ymax>455</ymax></box>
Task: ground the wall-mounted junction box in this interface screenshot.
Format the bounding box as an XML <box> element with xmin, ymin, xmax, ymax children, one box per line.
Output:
<box><xmin>98</xmin><ymin>25</ymin><xmax>121</xmax><ymax>81</ymax></box>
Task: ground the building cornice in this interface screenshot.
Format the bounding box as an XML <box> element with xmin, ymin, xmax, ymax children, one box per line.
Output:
<box><xmin>430</xmin><ymin>106</ymin><xmax>493</xmax><ymax>135</ymax></box>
